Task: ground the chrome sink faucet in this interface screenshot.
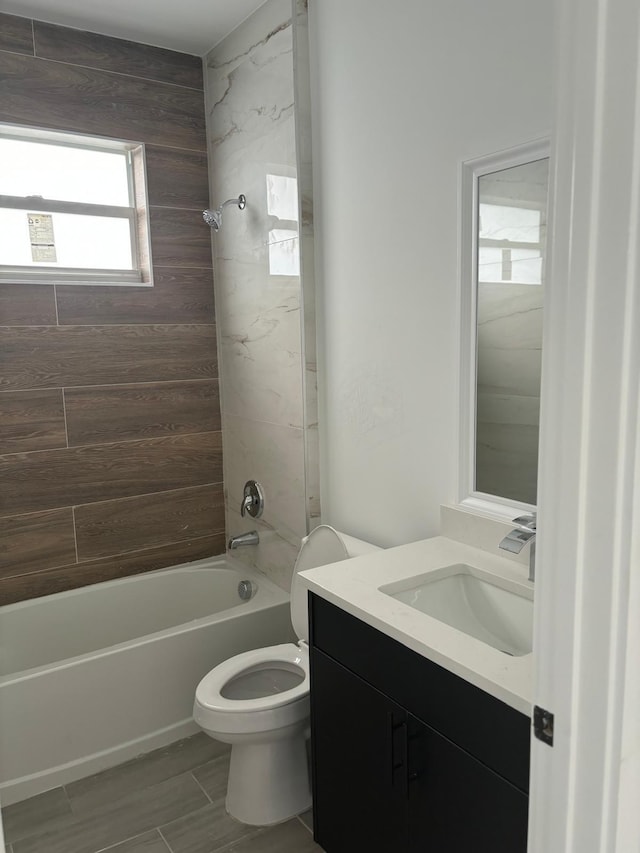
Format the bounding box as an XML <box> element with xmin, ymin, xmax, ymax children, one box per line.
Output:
<box><xmin>499</xmin><ymin>514</ymin><xmax>537</xmax><ymax>582</ymax></box>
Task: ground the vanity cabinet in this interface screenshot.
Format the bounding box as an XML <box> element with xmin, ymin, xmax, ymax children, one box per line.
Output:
<box><xmin>309</xmin><ymin>594</ymin><xmax>530</xmax><ymax>853</ymax></box>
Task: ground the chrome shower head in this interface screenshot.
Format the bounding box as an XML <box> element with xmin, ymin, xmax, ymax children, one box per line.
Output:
<box><xmin>202</xmin><ymin>208</ymin><xmax>222</xmax><ymax>230</ymax></box>
<box><xmin>202</xmin><ymin>194</ymin><xmax>246</xmax><ymax>231</ymax></box>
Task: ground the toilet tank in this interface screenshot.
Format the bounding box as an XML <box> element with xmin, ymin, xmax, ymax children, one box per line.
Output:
<box><xmin>290</xmin><ymin>525</ymin><xmax>380</xmax><ymax>642</ymax></box>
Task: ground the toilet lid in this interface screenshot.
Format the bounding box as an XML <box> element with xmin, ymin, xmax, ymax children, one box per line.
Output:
<box><xmin>290</xmin><ymin>525</ymin><xmax>350</xmax><ymax>642</ymax></box>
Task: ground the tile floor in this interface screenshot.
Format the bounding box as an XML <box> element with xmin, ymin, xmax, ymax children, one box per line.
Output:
<box><xmin>1</xmin><ymin>733</ymin><xmax>322</xmax><ymax>853</ymax></box>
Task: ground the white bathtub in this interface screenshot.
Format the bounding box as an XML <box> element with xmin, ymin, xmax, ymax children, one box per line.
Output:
<box><xmin>0</xmin><ymin>558</ymin><xmax>292</xmax><ymax>805</ymax></box>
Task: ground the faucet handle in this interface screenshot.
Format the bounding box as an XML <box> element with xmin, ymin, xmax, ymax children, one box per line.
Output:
<box><xmin>512</xmin><ymin>513</ymin><xmax>536</xmax><ymax>532</ymax></box>
<box><xmin>240</xmin><ymin>480</ymin><xmax>265</xmax><ymax>519</ymax></box>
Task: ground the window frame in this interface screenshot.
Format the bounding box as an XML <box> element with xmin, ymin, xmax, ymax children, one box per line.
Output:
<box><xmin>0</xmin><ymin>123</ymin><xmax>152</xmax><ymax>287</ymax></box>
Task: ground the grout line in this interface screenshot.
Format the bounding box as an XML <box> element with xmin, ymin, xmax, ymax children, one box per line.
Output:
<box><xmin>190</xmin><ymin>770</ymin><xmax>213</xmax><ymax>804</ymax></box>
<box><xmin>0</xmin><ymin>377</ymin><xmax>219</xmax><ymax>395</ymax></box>
<box><xmin>71</xmin><ymin>505</ymin><xmax>79</xmax><ymax>563</ymax></box>
<box><xmin>93</xmin><ymin>829</ymin><xmax>171</xmax><ymax>853</ymax></box>
<box><xmin>30</xmin><ymin>18</ymin><xmax>35</xmax><ymax>57</ymax></box>
<box><xmin>157</xmin><ymin>826</ymin><xmax>176</xmax><ymax>853</ymax></box>
<box><xmin>0</xmin><ymin>428</ymin><xmax>222</xmax><ymax>458</ymax></box>
<box><xmin>60</xmin><ymin>387</ymin><xmax>70</xmax><ymax>448</ymax></box>
<box><xmin>0</xmin><ymin>480</ymin><xmax>224</xmax><ymax>521</ymax></box>
<box><xmin>297</xmin><ymin>813</ymin><xmax>314</xmax><ymax>835</ymax></box>
<box><xmin>52</xmin><ymin>283</ymin><xmax>60</xmax><ymax>325</ymax></box>
<box><xmin>25</xmin><ymin>49</ymin><xmax>205</xmax><ymax>94</ymax></box>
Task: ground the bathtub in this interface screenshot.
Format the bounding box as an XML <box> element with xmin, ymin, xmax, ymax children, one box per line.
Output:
<box><xmin>0</xmin><ymin>557</ymin><xmax>292</xmax><ymax>805</ymax></box>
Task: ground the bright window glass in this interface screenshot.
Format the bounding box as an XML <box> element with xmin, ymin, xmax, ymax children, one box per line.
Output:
<box><xmin>0</xmin><ymin>125</ymin><xmax>145</xmax><ymax>283</ymax></box>
<box><xmin>0</xmin><ymin>139</ymin><xmax>131</xmax><ymax>206</ymax></box>
<box><xmin>0</xmin><ymin>209</ymin><xmax>133</xmax><ymax>269</ymax></box>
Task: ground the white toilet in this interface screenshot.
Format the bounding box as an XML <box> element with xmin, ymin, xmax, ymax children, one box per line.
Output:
<box><xmin>193</xmin><ymin>525</ymin><xmax>379</xmax><ymax>826</ymax></box>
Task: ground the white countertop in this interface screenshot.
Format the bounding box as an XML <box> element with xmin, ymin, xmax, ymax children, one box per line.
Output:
<box><xmin>299</xmin><ymin>536</ymin><xmax>534</xmax><ymax>716</ymax></box>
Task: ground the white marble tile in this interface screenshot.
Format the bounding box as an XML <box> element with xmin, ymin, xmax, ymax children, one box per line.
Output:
<box><xmin>205</xmin><ymin>0</ymin><xmax>320</xmax><ymax>584</ymax></box>
<box><xmin>214</xmin><ymin>255</ymin><xmax>303</xmax><ymax>428</ymax></box>
<box><xmin>227</xmin><ymin>505</ymin><xmax>301</xmax><ymax>592</ymax></box>
<box><xmin>223</xmin><ymin>413</ymin><xmax>307</xmax><ymax>541</ymax></box>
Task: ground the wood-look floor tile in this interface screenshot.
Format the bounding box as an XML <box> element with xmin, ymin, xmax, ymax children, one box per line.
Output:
<box><xmin>33</xmin><ymin>22</ymin><xmax>202</xmax><ymax>90</ymax></box>
<box><xmin>191</xmin><ymin>755</ymin><xmax>232</xmax><ymax>804</ymax></box>
<box><xmin>0</xmin><ymin>53</ymin><xmax>206</xmax><ymax>151</ymax></box>
<box><xmin>158</xmin><ymin>800</ymin><xmax>260</xmax><ymax>853</ymax></box>
<box><xmin>219</xmin><ymin>819</ymin><xmax>324</xmax><ymax>852</ymax></box>
<box><xmin>55</xmin><ymin>268</ymin><xmax>215</xmax><ymax>326</ymax></box>
<box><xmin>0</xmin><ymin>508</ymin><xmax>76</xmax><ymax>580</ymax></box>
<box><xmin>95</xmin><ymin>830</ymin><xmax>170</xmax><ymax>852</ymax></box>
<box><xmin>64</xmin><ymin>381</ymin><xmax>220</xmax><ymax>447</ymax></box>
<box><xmin>0</xmin><ymin>432</ymin><xmax>222</xmax><ymax>518</ymax></box>
<box><xmin>0</xmin><ymin>389</ymin><xmax>66</xmax><ymax>454</ymax></box>
<box><xmin>74</xmin><ymin>484</ymin><xmax>224</xmax><ymax>560</ymax></box>
<box><xmin>0</xmin><ymin>13</ymin><xmax>34</xmax><ymax>55</ymax></box>
<box><xmin>0</xmin><ymin>325</ymin><xmax>217</xmax><ymax>391</ymax></box>
<box><xmin>299</xmin><ymin>809</ymin><xmax>314</xmax><ymax>832</ymax></box>
<box><xmin>0</xmin><ymin>532</ymin><xmax>226</xmax><ymax>605</ymax></box>
<box><xmin>66</xmin><ymin>734</ymin><xmax>229</xmax><ymax>815</ymax></box>
<box><xmin>0</xmin><ymin>284</ymin><xmax>56</xmax><ymax>326</ymax></box>
<box><xmin>149</xmin><ymin>208</ymin><xmax>213</xmax><ymax>269</ymax></box>
<box><xmin>2</xmin><ymin>787</ymin><xmax>71</xmax><ymax>844</ymax></box>
<box><xmin>12</xmin><ymin>773</ymin><xmax>208</xmax><ymax>853</ymax></box>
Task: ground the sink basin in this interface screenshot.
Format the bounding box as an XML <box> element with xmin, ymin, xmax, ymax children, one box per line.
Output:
<box><xmin>379</xmin><ymin>564</ymin><xmax>533</xmax><ymax>656</ymax></box>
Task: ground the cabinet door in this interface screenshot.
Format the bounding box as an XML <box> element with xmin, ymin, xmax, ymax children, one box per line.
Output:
<box><xmin>407</xmin><ymin>714</ymin><xmax>529</xmax><ymax>853</ymax></box>
<box><xmin>311</xmin><ymin>649</ymin><xmax>409</xmax><ymax>853</ymax></box>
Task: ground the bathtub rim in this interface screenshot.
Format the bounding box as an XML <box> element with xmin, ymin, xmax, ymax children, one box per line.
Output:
<box><xmin>0</xmin><ymin>556</ymin><xmax>291</xmax><ymax>685</ymax></box>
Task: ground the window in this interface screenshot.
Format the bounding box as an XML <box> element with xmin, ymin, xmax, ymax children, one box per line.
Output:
<box><xmin>478</xmin><ymin>201</ymin><xmax>545</xmax><ymax>286</ymax></box>
<box><xmin>0</xmin><ymin>124</ymin><xmax>151</xmax><ymax>285</ymax></box>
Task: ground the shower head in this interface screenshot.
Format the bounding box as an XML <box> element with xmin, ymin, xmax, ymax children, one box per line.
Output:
<box><xmin>203</xmin><ymin>194</ymin><xmax>246</xmax><ymax>231</ymax></box>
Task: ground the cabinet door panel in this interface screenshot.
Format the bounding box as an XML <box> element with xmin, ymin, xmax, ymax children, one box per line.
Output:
<box><xmin>408</xmin><ymin>715</ymin><xmax>529</xmax><ymax>853</ymax></box>
<box><xmin>311</xmin><ymin>649</ymin><xmax>409</xmax><ymax>853</ymax></box>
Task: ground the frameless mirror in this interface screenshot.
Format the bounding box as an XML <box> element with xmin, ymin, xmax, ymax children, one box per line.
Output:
<box><xmin>461</xmin><ymin>142</ymin><xmax>550</xmax><ymax>511</ymax></box>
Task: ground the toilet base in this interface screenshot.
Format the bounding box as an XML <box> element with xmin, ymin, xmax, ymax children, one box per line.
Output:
<box><xmin>225</xmin><ymin>729</ymin><xmax>311</xmax><ymax>826</ymax></box>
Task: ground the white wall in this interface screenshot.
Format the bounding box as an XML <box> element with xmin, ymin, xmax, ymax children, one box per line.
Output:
<box><xmin>309</xmin><ymin>0</ymin><xmax>554</xmax><ymax>546</ymax></box>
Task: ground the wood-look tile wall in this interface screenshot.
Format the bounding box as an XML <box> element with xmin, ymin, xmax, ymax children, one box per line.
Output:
<box><xmin>0</xmin><ymin>15</ymin><xmax>224</xmax><ymax>604</ymax></box>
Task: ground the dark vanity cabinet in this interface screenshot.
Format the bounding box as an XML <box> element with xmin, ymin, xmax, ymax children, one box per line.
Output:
<box><xmin>309</xmin><ymin>594</ymin><xmax>530</xmax><ymax>853</ymax></box>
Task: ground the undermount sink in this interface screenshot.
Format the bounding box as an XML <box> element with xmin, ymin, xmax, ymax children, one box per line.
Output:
<box><xmin>379</xmin><ymin>564</ymin><xmax>533</xmax><ymax>657</ymax></box>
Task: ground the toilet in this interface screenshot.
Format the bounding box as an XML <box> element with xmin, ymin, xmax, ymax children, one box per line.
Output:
<box><xmin>193</xmin><ymin>525</ymin><xmax>379</xmax><ymax>826</ymax></box>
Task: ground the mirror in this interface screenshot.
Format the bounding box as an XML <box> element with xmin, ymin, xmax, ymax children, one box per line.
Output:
<box><xmin>461</xmin><ymin>142</ymin><xmax>550</xmax><ymax>510</ymax></box>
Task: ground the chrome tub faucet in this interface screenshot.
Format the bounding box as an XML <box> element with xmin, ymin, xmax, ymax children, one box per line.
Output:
<box><xmin>499</xmin><ymin>513</ymin><xmax>537</xmax><ymax>582</ymax></box>
<box><xmin>228</xmin><ymin>531</ymin><xmax>259</xmax><ymax>550</ymax></box>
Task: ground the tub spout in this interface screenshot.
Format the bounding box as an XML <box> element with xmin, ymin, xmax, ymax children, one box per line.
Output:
<box><xmin>228</xmin><ymin>531</ymin><xmax>259</xmax><ymax>549</ymax></box>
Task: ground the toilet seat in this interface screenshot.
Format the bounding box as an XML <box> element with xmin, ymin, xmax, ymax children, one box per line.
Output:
<box><xmin>194</xmin><ymin>643</ymin><xmax>309</xmax><ymax>735</ymax></box>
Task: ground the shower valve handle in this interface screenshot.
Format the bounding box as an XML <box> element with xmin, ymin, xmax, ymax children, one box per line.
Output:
<box><xmin>240</xmin><ymin>480</ymin><xmax>264</xmax><ymax>519</ymax></box>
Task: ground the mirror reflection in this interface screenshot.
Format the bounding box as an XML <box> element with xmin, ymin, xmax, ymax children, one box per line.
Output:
<box><xmin>475</xmin><ymin>157</ymin><xmax>549</xmax><ymax>505</ymax></box>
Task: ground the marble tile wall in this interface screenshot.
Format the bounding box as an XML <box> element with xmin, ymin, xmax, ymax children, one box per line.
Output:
<box><xmin>204</xmin><ymin>0</ymin><xmax>318</xmax><ymax>590</ymax></box>
<box><xmin>476</xmin><ymin>283</ymin><xmax>543</xmax><ymax>505</ymax></box>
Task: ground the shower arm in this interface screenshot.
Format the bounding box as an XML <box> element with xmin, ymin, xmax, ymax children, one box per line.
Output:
<box><xmin>219</xmin><ymin>195</ymin><xmax>246</xmax><ymax>213</ymax></box>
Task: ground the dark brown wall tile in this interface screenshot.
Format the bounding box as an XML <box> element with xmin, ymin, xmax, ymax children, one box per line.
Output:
<box><xmin>150</xmin><ymin>207</ymin><xmax>213</xmax><ymax>267</ymax></box>
<box><xmin>0</xmin><ymin>509</ymin><xmax>76</xmax><ymax>580</ymax></box>
<box><xmin>0</xmin><ymin>325</ymin><xmax>217</xmax><ymax>390</ymax></box>
<box><xmin>0</xmin><ymin>533</ymin><xmax>226</xmax><ymax>605</ymax></box>
<box><xmin>145</xmin><ymin>146</ymin><xmax>210</xmax><ymax>209</ymax></box>
<box><xmin>0</xmin><ymin>389</ymin><xmax>66</xmax><ymax>454</ymax></box>
<box><xmin>33</xmin><ymin>22</ymin><xmax>203</xmax><ymax>90</ymax></box>
<box><xmin>75</xmin><ymin>484</ymin><xmax>224</xmax><ymax>560</ymax></box>
<box><xmin>0</xmin><ymin>13</ymin><xmax>34</xmax><ymax>56</ymax></box>
<box><xmin>0</xmin><ymin>284</ymin><xmax>57</xmax><ymax>326</ymax></box>
<box><xmin>0</xmin><ymin>431</ymin><xmax>222</xmax><ymax>518</ymax></box>
<box><xmin>0</xmin><ymin>52</ymin><xmax>206</xmax><ymax>150</ymax></box>
<box><xmin>55</xmin><ymin>267</ymin><xmax>215</xmax><ymax>326</ymax></box>
<box><xmin>65</xmin><ymin>380</ymin><xmax>220</xmax><ymax>446</ymax></box>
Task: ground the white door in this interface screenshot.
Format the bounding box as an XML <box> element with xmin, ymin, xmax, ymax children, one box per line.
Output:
<box><xmin>530</xmin><ymin>0</ymin><xmax>640</xmax><ymax>849</ymax></box>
